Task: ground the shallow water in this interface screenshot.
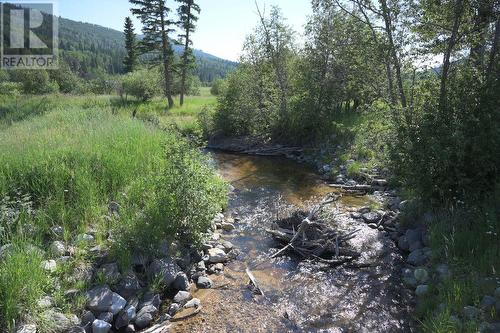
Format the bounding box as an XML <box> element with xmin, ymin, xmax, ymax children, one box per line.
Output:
<box><xmin>171</xmin><ymin>152</ymin><xmax>414</xmax><ymax>333</ymax></box>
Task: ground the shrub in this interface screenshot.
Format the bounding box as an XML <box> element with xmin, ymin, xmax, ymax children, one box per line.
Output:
<box><xmin>11</xmin><ymin>70</ymin><xmax>59</xmax><ymax>95</ymax></box>
<box><xmin>122</xmin><ymin>69</ymin><xmax>160</xmax><ymax>101</ymax></box>
<box><xmin>210</xmin><ymin>78</ymin><xmax>224</xmax><ymax>96</ymax></box>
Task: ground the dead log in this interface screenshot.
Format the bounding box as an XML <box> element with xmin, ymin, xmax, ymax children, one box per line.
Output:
<box><xmin>246</xmin><ymin>268</ymin><xmax>265</xmax><ymax>296</ymax></box>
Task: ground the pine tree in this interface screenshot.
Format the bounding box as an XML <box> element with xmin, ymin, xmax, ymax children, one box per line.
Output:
<box><xmin>176</xmin><ymin>0</ymin><xmax>200</xmax><ymax>106</ymax></box>
<box><xmin>130</xmin><ymin>0</ymin><xmax>175</xmax><ymax>108</ymax></box>
<box><xmin>123</xmin><ymin>17</ymin><xmax>138</xmax><ymax>73</ymax></box>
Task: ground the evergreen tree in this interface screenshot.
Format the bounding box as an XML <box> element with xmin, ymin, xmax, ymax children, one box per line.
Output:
<box><xmin>130</xmin><ymin>0</ymin><xmax>176</xmax><ymax>108</ymax></box>
<box><xmin>176</xmin><ymin>0</ymin><xmax>200</xmax><ymax>106</ymax></box>
<box><xmin>123</xmin><ymin>17</ymin><xmax>138</xmax><ymax>73</ymax></box>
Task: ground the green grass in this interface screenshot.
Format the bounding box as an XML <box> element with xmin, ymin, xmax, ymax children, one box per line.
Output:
<box><xmin>0</xmin><ymin>92</ymin><xmax>226</xmax><ymax>331</ymax></box>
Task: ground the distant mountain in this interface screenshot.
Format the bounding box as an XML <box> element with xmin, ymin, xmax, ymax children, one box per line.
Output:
<box><xmin>1</xmin><ymin>3</ymin><xmax>237</xmax><ymax>82</ymax></box>
<box><xmin>58</xmin><ymin>17</ymin><xmax>237</xmax><ymax>82</ymax></box>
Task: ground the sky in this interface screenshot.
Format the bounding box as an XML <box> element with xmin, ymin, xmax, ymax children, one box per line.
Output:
<box><xmin>57</xmin><ymin>0</ymin><xmax>312</xmax><ymax>61</ymax></box>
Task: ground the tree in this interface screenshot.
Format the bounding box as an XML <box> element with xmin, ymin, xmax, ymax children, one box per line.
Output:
<box><xmin>123</xmin><ymin>17</ymin><xmax>139</xmax><ymax>73</ymax></box>
<box><xmin>176</xmin><ymin>0</ymin><xmax>200</xmax><ymax>106</ymax></box>
<box><xmin>130</xmin><ymin>0</ymin><xmax>176</xmax><ymax>108</ymax></box>
<box><xmin>122</xmin><ymin>68</ymin><xmax>160</xmax><ymax>101</ymax></box>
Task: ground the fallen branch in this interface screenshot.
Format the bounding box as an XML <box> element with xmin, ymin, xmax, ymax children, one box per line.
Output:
<box><xmin>245</xmin><ymin>268</ymin><xmax>265</xmax><ymax>296</ymax></box>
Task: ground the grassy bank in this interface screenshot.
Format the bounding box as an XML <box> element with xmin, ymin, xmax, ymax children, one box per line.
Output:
<box><xmin>0</xmin><ymin>95</ymin><xmax>226</xmax><ymax>331</ymax></box>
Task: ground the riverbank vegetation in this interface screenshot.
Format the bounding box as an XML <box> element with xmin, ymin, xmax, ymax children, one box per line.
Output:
<box><xmin>204</xmin><ymin>1</ymin><xmax>499</xmax><ymax>331</ymax></box>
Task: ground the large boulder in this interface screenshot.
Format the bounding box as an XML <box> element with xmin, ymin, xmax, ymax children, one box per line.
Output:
<box><xmin>115</xmin><ymin>271</ymin><xmax>142</xmax><ymax>300</ymax></box>
<box><xmin>41</xmin><ymin>310</ymin><xmax>74</xmax><ymax>332</ymax></box>
<box><xmin>362</xmin><ymin>212</ymin><xmax>381</xmax><ymax>224</ymax></box>
<box><xmin>407</xmin><ymin>248</ymin><xmax>430</xmax><ymax>266</ymax></box>
<box><xmin>92</xmin><ymin>319</ymin><xmax>111</xmax><ymax>333</ymax></box>
<box><xmin>173</xmin><ymin>291</ymin><xmax>192</xmax><ymax>306</ymax></box>
<box><xmin>172</xmin><ymin>272</ymin><xmax>190</xmax><ymax>291</ymax></box>
<box><xmin>147</xmin><ymin>258</ymin><xmax>181</xmax><ymax>288</ymax></box>
<box><xmin>96</xmin><ymin>263</ymin><xmax>121</xmax><ymax>284</ymax></box>
<box><xmin>196</xmin><ymin>276</ymin><xmax>213</xmax><ymax>289</ymax></box>
<box><xmin>115</xmin><ymin>305</ymin><xmax>137</xmax><ymax>330</ymax></box>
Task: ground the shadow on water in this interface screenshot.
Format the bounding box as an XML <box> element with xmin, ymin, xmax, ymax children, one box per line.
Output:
<box><xmin>171</xmin><ymin>151</ymin><xmax>414</xmax><ymax>333</ymax></box>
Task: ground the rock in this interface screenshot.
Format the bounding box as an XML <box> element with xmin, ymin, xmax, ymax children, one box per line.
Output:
<box><xmin>75</xmin><ymin>234</ymin><xmax>94</xmax><ymax>245</ymax></box>
<box><xmin>92</xmin><ymin>319</ymin><xmax>111</xmax><ymax>333</ymax></box>
<box><xmin>67</xmin><ymin>327</ymin><xmax>85</xmax><ymax>333</ymax></box>
<box><xmin>41</xmin><ymin>260</ymin><xmax>57</xmax><ymax>272</ymax></box>
<box><xmin>56</xmin><ymin>256</ymin><xmax>72</xmax><ymax>264</ymax></box>
<box><xmin>405</xmin><ymin>229</ymin><xmax>422</xmax><ymax>244</ymax></box>
<box><xmin>212</xmin><ymin>233</ymin><xmax>221</xmax><ymax>241</ymax></box>
<box><xmin>108</xmin><ymin>201</ymin><xmax>120</xmax><ymax>215</ymax></box>
<box><xmin>173</xmin><ymin>291</ymin><xmax>192</xmax><ymax>306</ymax></box>
<box><xmin>350</xmin><ymin>212</ymin><xmax>362</xmax><ymax>219</ymax></box>
<box><xmin>0</xmin><ymin>243</ymin><xmax>13</xmax><ymax>259</ymax></box>
<box><xmin>134</xmin><ymin>312</ymin><xmax>153</xmax><ymax>330</ymax></box>
<box><xmin>402</xmin><ymin>268</ymin><xmax>417</xmax><ymax>288</ymax></box>
<box><xmin>184</xmin><ymin>298</ymin><xmax>201</xmax><ymax>309</ymax></box>
<box><xmin>207</xmin><ymin>248</ymin><xmax>228</xmax><ymax>263</ymax></box>
<box><xmin>414</xmin><ymin>268</ymin><xmax>429</xmax><ymax>284</ymax></box>
<box><xmin>37</xmin><ymin>296</ymin><xmax>54</xmax><ymax>309</ymax></box>
<box><xmin>115</xmin><ymin>305</ymin><xmax>137</xmax><ymax>329</ymax></box>
<box><xmin>367</xmin><ymin>223</ymin><xmax>378</xmax><ymax>229</ymax></box>
<box><xmin>50</xmin><ymin>225</ymin><xmax>64</xmax><ymax>238</ymax></box>
<box><xmin>97</xmin><ymin>312</ymin><xmax>113</xmax><ymax>324</ymax></box>
<box><xmin>220</xmin><ymin>240</ymin><xmax>234</xmax><ymax>252</ymax></box>
<box><xmin>415</xmin><ymin>285</ymin><xmax>429</xmax><ymax>297</ymax></box>
<box><xmin>138</xmin><ymin>293</ymin><xmax>161</xmax><ymax>310</ymax></box>
<box><xmin>494</xmin><ymin>287</ymin><xmax>500</xmax><ymax>299</ymax></box>
<box><xmin>131</xmin><ymin>252</ymin><xmax>150</xmax><ymax>270</ymax></box>
<box><xmin>49</xmin><ymin>241</ymin><xmax>66</xmax><ymax>257</ymax></box>
<box><xmin>172</xmin><ymin>272</ymin><xmax>190</xmax><ymax>291</ymax></box>
<box><xmin>196</xmin><ymin>276</ymin><xmax>213</xmax><ymax>289</ymax></box>
<box><xmin>480</xmin><ymin>295</ymin><xmax>496</xmax><ymax>311</ymax></box>
<box><xmin>71</xmin><ymin>263</ymin><xmax>94</xmax><ymax>285</ymax></box>
<box><xmin>221</xmin><ymin>222</ymin><xmax>235</xmax><ymax>231</ymax></box>
<box><xmin>407</xmin><ymin>248</ymin><xmax>429</xmax><ymax>266</ymax></box>
<box><xmin>397</xmin><ymin>236</ymin><xmax>410</xmax><ymax>251</ymax></box>
<box><xmin>399</xmin><ymin>200</ymin><xmax>410</xmax><ymax>211</ymax></box>
<box><xmin>86</xmin><ymin>285</ymin><xmax>126</xmax><ymax>315</ymax></box>
<box><xmin>115</xmin><ymin>271</ymin><xmax>142</xmax><ymax>300</ymax></box>
<box><xmin>16</xmin><ymin>324</ymin><xmax>37</xmax><ymax>333</ymax></box>
<box><xmin>358</xmin><ymin>206</ymin><xmax>371</xmax><ymax>214</ymax></box>
<box><xmin>480</xmin><ymin>322</ymin><xmax>500</xmax><ymax>333</ymax></box>
<box><xmin>168</xmin><ymin>303</ymin><xmax>180</xmax><ymax>316</ymax></box>
<box><xmin>463</xmin><ymin>306</ymin><xmax>480</xmax><ymax>320</ymax></box>
<box><xmin>372</xmin><ymin>179</ymin><xmax>388</xmax><ymax>187</ymax></box>
<box><xmin>97</xmin><ymin>263</ymin><xmax>121</xmax><ymax>284</ymax></box>
<box><xmin>42</xmin><ymin>311</ymin><xmax>73</xmax><ymax>332</ymax></box>
<box><xmin>408</xmin><ymin>241</ymin><xmax>423</xmax><ymax>252</ymax></box>
<box><xmin>141</xmin><ymin>322</ymin><xmax>172</xmax><ymax>333</ymax></box>
<box><xmin>362</xmin><ymin>212</ymin><xmax>381</xmax><ymax>224</ymax></box>
<box><xmin>436</xmin><ymin>264</ymin><xmax>451</xmax><ymax>280</ymax></box>
<box><xmin>80</xmin><ymin>310</ymin><xmax>95</xmax><ymax>327</ymax></box>
<box><xmin>126</xmin><ymin>324</ymin><xmax>136</xmax><ymax>332</ymax></box>
<box><xmin>147</xmin><ymin>258</ymin><xmax>181</xmax><ymax>288</ymax></box>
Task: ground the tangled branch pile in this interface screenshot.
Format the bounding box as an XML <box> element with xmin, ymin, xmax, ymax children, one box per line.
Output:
<box><xmin>267</xmin><ymin>196</ymin><xmax>360</xmax><ymax>266</ymax></box>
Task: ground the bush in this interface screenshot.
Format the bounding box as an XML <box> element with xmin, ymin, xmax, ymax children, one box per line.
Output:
<box><xmin>122</xmin><ymin>69</ymin><xmax>160</xmax><ymax>101</ymax></box>
<box><xmin>11</xmin><ymin>70</ymin><xmax>59</xmax><ymax>95</ymax></box>
<box><xmin>210</xmin><ymin>78</ymin><xmax>224</xmax><ymax>96</ymax></box>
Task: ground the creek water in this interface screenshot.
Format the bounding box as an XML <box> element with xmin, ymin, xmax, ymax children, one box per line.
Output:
<box><xmin>170</xmin><ymin>152</ymin><xmax>414</xmax><ymax>333</ymax></box>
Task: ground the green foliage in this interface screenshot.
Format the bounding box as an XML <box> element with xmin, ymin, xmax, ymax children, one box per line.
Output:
<box><xmin>210</xmin><ymin>78</ymin><xmax>224</xmax><ymax>95</ymax></box>
<box><xmin>11</xmin><ymin>70</ymin><xmax>59</xmax><ymax>95</ymax></box>
<box><xmin>0</xmin><ymin>242</ymin><xmax>49</xmax><ymax>331</ymax></box>
<box><xmin>123</xmin><ymin>17</ymin><xmax>139</xmax><ymax>73</ymax></box>
<box><xmin>122</xmin><ymin>69</ymin><xmax>160</xmax><ymax>101</ymax></box>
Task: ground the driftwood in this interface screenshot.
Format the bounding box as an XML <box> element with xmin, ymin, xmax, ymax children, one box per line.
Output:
<box><xmin>245</xmin><ymin>268</ymin><xmax>265</xmax><ymax>296</ymax></box>
<box><xmin>268</xmin><ymin>195</ymin><xmax>360</xmax><ymax>266</ymax></box>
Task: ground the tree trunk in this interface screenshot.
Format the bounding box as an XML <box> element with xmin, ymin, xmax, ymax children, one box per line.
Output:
<box><xmin>487</xmin><ymin>17</ymin><xmax>500</xmax><ymax>83</ymax></box>
<box><xmin>470</xmin><ymin>0</ymin><xmax>493</xmax><ymax>71</ymax></box>
<box><xmin>439</xmin><ymin>0</ymin><xmax>464</xmax><ymax>110</ymax></box>
<box><xmin>380</xmin><ymin>0</ymin><xmax>407</xmax><ymax>108</ymax></box>
<box><xmin>160</xmin><ymin>9</ymin><xmax>174</xmax><ymax>109</ymax></box>
<box><xmin>180</xmin><ymin>2</ymin><xmax>192</xmax><ymax>107</ymax></box>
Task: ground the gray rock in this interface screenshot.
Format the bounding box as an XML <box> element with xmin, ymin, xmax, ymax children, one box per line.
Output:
<box><xmin>16</xmin><ymin>324</ymin><xmax>37</xmax><ymax>333</ymax></box>
<box><xmin>41</xmin><ymin>260</ymin><xmax>57</xmax><ymax>272</ymax></box>
<box><xmin>463</xmin><ymin>305</ymin><xmax>480</xmax><ymax>320</ymax></box>
<box><xmin>86</xmin><ymin>285</ymin><xmax>126</xmax><ymax>315</ymax></box>
<box><xmin>75</xmin><ymin>234</ymin><xmax>94</xmax><ymax>245</ymax></box>
<box><xmin>436</xmin><ymin>264</ymin><xmax>451</xmax><ymax>280</ymax></box>
<box><xmin>42</xmin><ymin>311</ymin><xmax>73</xmax><ymax>332</ymax></box>
<box><xmin>494</xmin><ymin>287</ymin><xmax>500</xmax><ymax>299</ymax></box>
<box><xmin>49</xmin><ymin>241</ymin><xmax>66</xmax><ymax>257</ymax></box>
<box><xmin>136</xmin><ymin>305</ymin><xmax>158</xmax><ymax>319</ymax></box>
<box><xmin>97</xmin><ymin>312</ymin><xmax>113</xmax><ymax>324</ymax></box>
<box><xmin>221</xmin><ymin>222</ymin><xmax>235</xmax><ymax>231</ymax></box>
<box><xmin>350</xmin><ymin>212</ymin><xmax>362</xmax><ymax>219</ymax></box>
<box><xmin>147</xmin><ymin>258</ymin><xmax>181</xmax><ymax>288</ymax></box>
<box><xmin>126</xmin><ymin>324</ymin><xmax>136</xmax><ymax>332</ymax></box>
<box><xmin>115</xmin><ymin>305</ymin><xmax>137</xmax><ymax>329</ymax></box>
<box><xmin>407</xmin><ymin>248</ymin><xmax>428</xmax><ymax>266</ymax></box>
<box><xmin>402</xmin><ymin>268</ymin><xmax>417</xmax><ymax>288</ymax></box>
<box><xmin>115</xmin><ymin>271</ymin><xmax>142</xmax><ymax>300</ymax></box>
<box><xmin>207</xmin><ymin>248</ymin><xmax>228</xmax><ymax>263</ymax></box>
<box><xmin>92</xmin><ymin>319</ymin><xmax>111</xmax><ymax>333</ymax></box>
<box><xmin>184</xmin><ymin>298</ymin><xmax>201</xmax><ymax>309</ymax></box>
<box><xmin>367</xmin><ymin>223</ymin><xmax>379</xmax><ymax>229</ymax></box>
<box><xmin>362</xmin><ymin>212</ymin><xmax>381</xmax><ymax>224</ymax></box>
<box><xmin>405</xmin><ymin>229</ymin><xmax>422</xmax><ymax>245</ymax></box>
<box><xmin>37</xmin><ymin>296</ymin><xmax>54</xmax><ymax>309</ymax></box>
<box><xmin>172</xmin><ymin>272</ymin><xmax>190</xmax><ymax>291</ymax></box>
<box><xmin>131</xmin><ymin>252</ymin><xmax>150</xmax><ymax>270</ymax></box>
<box><xmin>480</xmin><ymin>322</ymin><xmax>500</xmax><ymax>333</ymax></box>
<box><xmin>408</xmin><ymin>241</ymin><xmax>423</xmax><ymax>252</ymax></box>
<box><xmin>480</xmin><ymin>295</ymin><xmax>496</xmax><ymax>311</ymax></box>
<box><xmin>168</xmin><ymin>303</ymin><xmax>180</xmax><ymax>316</ymax></box>
<box><xmin>80</xmin><ymin>310</ymin><xmax>95</xmax><ymax>327</ymax></box>
<box><xmin>67</xmin><ymin>326</ymin><xmax>85</xmax><ymax>333</ymax></box>
<box><xmin>173</xmin><ymin>291</ymin><xmax>192</xmax><ymax>306</ymax></box>
<box><xmin>138</xmin><ymin>293</ymin><xmax>161</xmax><ymax>310</ymax></box>
<box><xmin>97</xmin><ymin>263</ymin><xmax>121</xmax><ymax>284</ymax></box>
<box><xmin>196</xmin><ymin>276</ymin><xmax>213</xmax><ymax>289</ymax></box>
<box><xmin>414</xmin><ymin>268</ymin><xmax>429</xmax><ymax>284</ymax></box>
<box><xmin>50</xmin><ymin>225</ymin><xmax>64</xmax><ymax>238</ymax></box>
<box><xmin>397</xmin><ymin>236</ymin><xmax>410</xmax><ymax>251</ymax></box>
<box><xmin>220</xmin><ymin>240</ymin><xmax>234</xmax><ymax>252</ymax></box>
<box><xmin>415</xmin><ymin>285</ymin><xmax>429</xmax><ymax>297</ymax></box>
<box><xmin>134</xmin><ymin>312</ymin><xmax>153</xmax><ymax>330</ymax></box>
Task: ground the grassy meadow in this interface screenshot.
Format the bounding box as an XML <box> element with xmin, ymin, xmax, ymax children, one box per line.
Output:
<box><xmin>0</xmin><ymin>89</ymin><xmax>226</xmax><ymax>331</ymax></box>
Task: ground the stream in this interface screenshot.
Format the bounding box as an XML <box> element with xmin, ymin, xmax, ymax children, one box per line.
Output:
<box><xmin>171</xmin><ymin>151</ymin><xmax>414</xmax><ymax>333</ymax></box>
